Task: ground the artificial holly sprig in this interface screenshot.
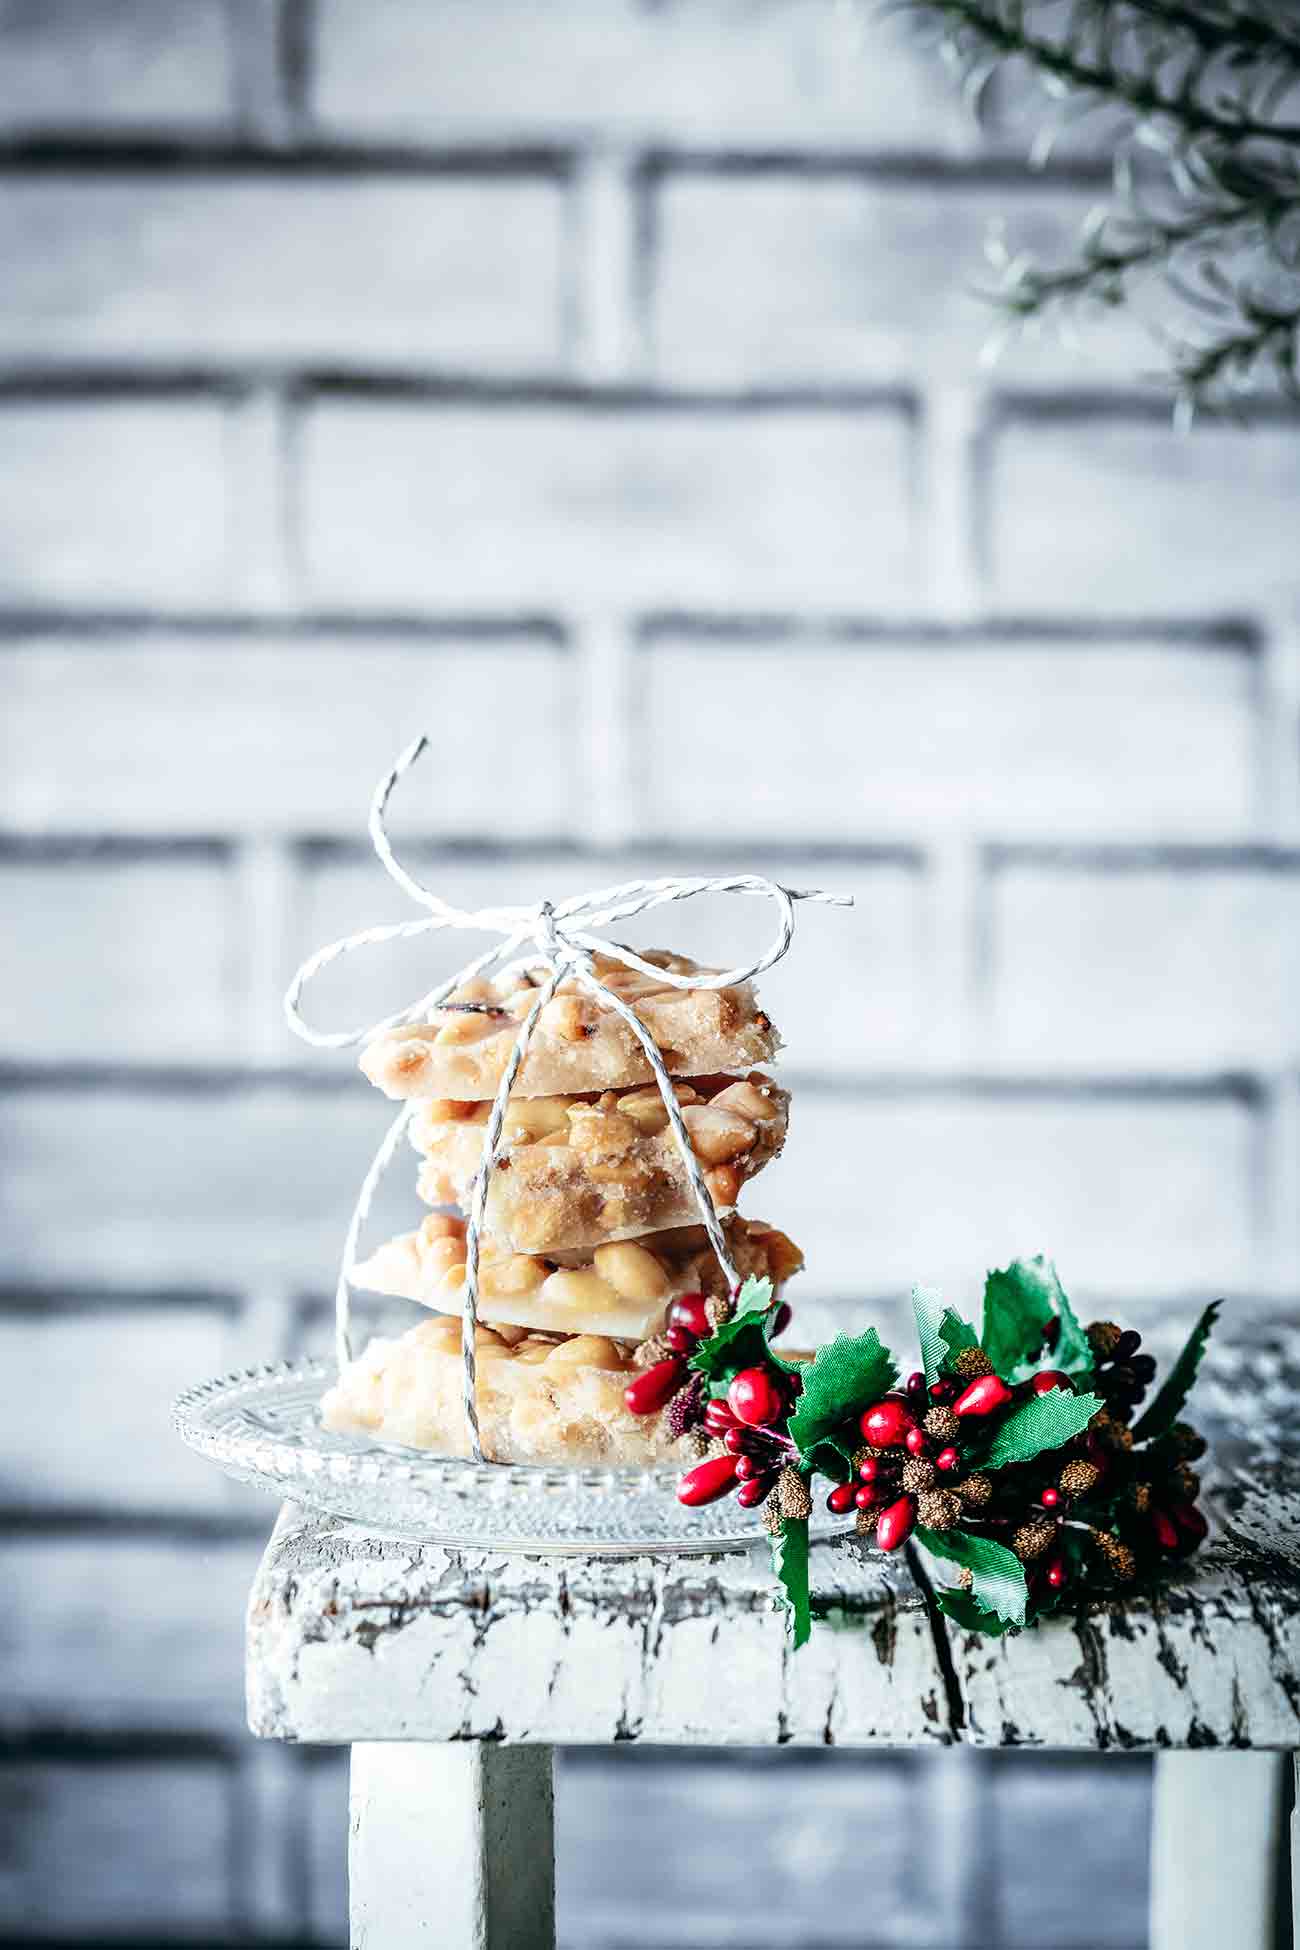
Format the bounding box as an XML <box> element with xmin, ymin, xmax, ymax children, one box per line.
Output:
<box><xmin>625</xmin><ymin>1257</ymin><xmax>1218</xmax><ymax>1647</ymax></box>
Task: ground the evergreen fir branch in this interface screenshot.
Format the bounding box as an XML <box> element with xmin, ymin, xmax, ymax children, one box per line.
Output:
<box><xmin>910</xmin><ymin>0</ymin><xmax>1300</xmax><ymax>147</ymax></box>
<box><xmin>897</xmin><ymin>0</ymin><xmax>1300</xmax><ymax>407</ymax></box>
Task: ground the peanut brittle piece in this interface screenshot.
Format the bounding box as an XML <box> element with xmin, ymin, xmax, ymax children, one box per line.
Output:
<box><xmin>411</xmin><ymin>1072</ymin><xmax>789</xmax><ymax>1252</ymax></box>
<box><xmin>351</xmin><ymin>1213</ymin><xmax>804</xmax><ymax>1344</ymax></box>
<box><xmin>360</xmin><ymin>949</ymin><xmax>779</xmax><ymax>1102</ymax></box>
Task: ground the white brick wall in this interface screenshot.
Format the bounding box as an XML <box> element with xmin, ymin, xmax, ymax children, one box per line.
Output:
<box><xmin>4</xmin><ymin>0</ymin><xmax>1295</xmax><ymax>1943</ymax></box>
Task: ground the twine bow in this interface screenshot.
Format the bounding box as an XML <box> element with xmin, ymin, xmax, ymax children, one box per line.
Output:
<box><xmin>284</xmin><ymin>736</ymin><xmax>852</xmax><ymax>1462</ymax></box>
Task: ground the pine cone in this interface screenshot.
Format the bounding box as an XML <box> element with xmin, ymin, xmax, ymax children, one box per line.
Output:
<box><xmin>1129</xmin><ymin>1481</ymin><xmax>1152</xmax><ymax>1514</ymax></box>
<box><xmin>1090</xmin><ymin>1410</ymin><xmax>1134</xmax><ymax>1451</ymax></box>
<box><xmin>902</xmin><ymin>1457</ymin><xmax>937</xmax><ymax>1493</ymax></box>
<box><xmin>917</xmin><ymin>1489</ymin><xmax>961</xmax><ymax>1531</ymax></box>
<box><xmin>632</xmin><ymin>1334</ymin><xmax>673</xmax><ymax>1368</ymax></box>
<box><xmin>855</xmin><ymin>1507</ymin><xmax>876</xmax><ymax>1538</ymax></box>
<box><xmin>956</xmin><ymin>1472</ymin><xmax>992</xmax><ymax>1509</ymax></box>
<box><xmin>1173</xmin><ymin>1463</ymin><xmax>1202</xmax><ymax>1499</ymax></box>
<box><xmin>1059</xmin><ymin>1459</ymin><xmax>1101</xmax><ymax>1499</ymax></box>
<box><xmin>957</xmin><ymin>1566</ymin><xmax>974</xmax><ymax>1591</ymax></box>
<box><xmin>1092</xmin><ymin>1529</ymin><xmax>1137</xmax><ymax>1581</ymax></box>
<box><xmin>923</xmin><ymin>1406</ymin><xmax>960</xmax><ymax>1443</ymax></box>
<box><xmin>762</xmin><ymin>1494</ymin><xmax>785</xmax><ymax>1537</ymax></box>
<box><xmin>682</xmin><ymin>1429</ymin><xmax>712</xmax><ymax>1461</ymax></box>
<box><xmin>705</xmin><ymin>1293</ymin><xmax>734</xmax><ymax>1333</ymax></box>
<box><xmin>953</xmin><ymin>1346</ymin><xmax>994</xmax><ymax>1379</ymax></box>
<box><xmin>1087</xmin><ymin>1320</ymin><xmax>1123</xmax><ymax>1360</ymax></box>
<box><xmin>778</xmin><ymin>1465</ymin><xmax>812</xmax><ymax>1523</ymax></box>
<box><xmin>1169</xmin><ymin>1422</ymin><xmax>1207</xmax><ymax>1462</ymax></box>
<box><xmin>1012</xmin><ymin>1518</ymin><xmax>1057</xmax><ymax>1562</ymax></box>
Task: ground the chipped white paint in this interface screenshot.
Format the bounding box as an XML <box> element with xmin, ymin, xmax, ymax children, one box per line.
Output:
<box><xmin>248</xmin><ymin>1471</ymin><xmax>1300</xmax><ymax>1752</ymax></box>
<box><xmin>350</xmin><ymin>1741</ymin><xmax>554</xmax><ymax>1950</ymax></box>
<box><xmin>246</xmin><ymin>1507</ymin><xmax>941</xmax><ymax>1747</ymax></box>
<box><xmin>1150</xmin><ymin>1753</ymin><xmax>1288</xmax><ymax>1950</ymax></box>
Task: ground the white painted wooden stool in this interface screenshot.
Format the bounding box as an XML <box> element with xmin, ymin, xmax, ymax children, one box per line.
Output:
<box><xmin>247</xmin><ymin>1428</ymin><xmax>1300</xmax><ymax>1950</ymax></box>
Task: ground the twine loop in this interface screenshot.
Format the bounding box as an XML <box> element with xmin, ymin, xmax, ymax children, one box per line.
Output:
<box><xmin>284</xmin><ymin>736</ymin><xmax>851</xmax><ymax>1462</ymax></box>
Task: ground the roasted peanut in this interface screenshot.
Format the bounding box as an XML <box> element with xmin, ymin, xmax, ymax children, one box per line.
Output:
<box><xmin>539</xmin><ymin>1267</ymin><xmax>619</xmax><ymax>1314</ymax></box>
<box><xmin>543</xmin><ymin>1334</ymin><xmax>623</xmax><ymax>1372</ymax></box>
<box><xmin>593</xmin><ymin>1240</ymin><xmax>671</xmax><ymax>1303</ymax></box>
<box><xmin>433</xmin><ymin>1010</ymin><xmax>505</xmax><ymax>1048</ymax></box>
<box><xmin>680</xmin><ymin>1102</ymin><xmax>757</xmax><ymax>1165</ymax></box>
<box><xmin>490</xmin><ymin>1254</ymin><xmax>548</xmax><ymax>1295</ymax></box>
<box><xmin>418</xmin><ymin>1213</ymin><xmax>464</xmax><ymax>1243</ymax></box>
<box><xmin>706</xmin><ymin>1164</ymin><xmax>743</xmax><ymax>1208</ymax></box>
<box><xmin>414</xmin><ymin>1314</ymin><xmax>460</xmax><ymax>1350</ymax></box>
<box><xmin>618</xmin><ymin>1087</ymin><xmax>671</xmax><ymax>1134</ymax></box>
<box><xmin>502</xmin><ymin>1097</ymin><xmax>570</xmax><ymax>1143</ymax></box>
<box><xmin>510</xmin><ymin>1342</ymin><xmax>555</xmax><ymax>1367</ymax></box>
<box><xmin>709</xmin><ymin>1078</ymin><xmax>778</xmax><ymax>1122</ymax></box>
<box><xmin>568</xmin><ymin>1105</ymin><xmax>640</xmax><ymax>1155</ymax></box>
<box><xmin>539</xmin><ymin>995</ymin><xmax>589</xmax><ymax>1042</ymax></box>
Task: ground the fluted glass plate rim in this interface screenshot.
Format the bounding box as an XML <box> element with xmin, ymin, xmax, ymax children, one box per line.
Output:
<box><xmin>173</xmin><ymin>1357</ymin><xmax>848</xmax><ymax>1555</ymax></box>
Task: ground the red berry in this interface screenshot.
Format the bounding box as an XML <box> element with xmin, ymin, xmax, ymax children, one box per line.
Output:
<box><xmin>676</xmin><ymin>1454</ymin><xmax>740</xmax><ymax>1507</ymax></box>
<box><xmin>876</xmin><ymin>1495</ymin><xmax>917</xmax><ymax>1552</ymax></box>
<box><xmin>952</xmin><ymin>1373</ymin><xmax>1014</xmax><ymax>1419</ymax></box>
<box><xmin>664</xmin><ymin>1322</ymin><xmax>696</xmax><ymax>1355</ymax></box>
<box><xmin>929</xmin><ymin>1377</ymin><xmax>959</xmax><ymax>1403</ymax></box>
<box><xmin>1150</xmin><ymin>1508</ymin><xmax>1180</xmax><ymax>1553</ymax></box>
<box><xmin>855</xmin><ymin>1484</ymin><xmax>881</xmax><ymax>1510</ymax></box>
<box><xmin>1170</xmin><ymin>1500</ymin><xmax>1209</xmax><ymax>1547</ymax></box>
<box><xmin>728</xmin><ymin>1367</ymin><xmax>784</xmax><ymax>1428</ymax></box>
<box><xmin>669</xmin><ymin>1293</ymin><xmax>711</xmax><ymax>1341</ymax></box>
<box><xmin>771</xmin><ymin>1302</ymin><xmax>793</xmax><ymax>1336</ymax></box>
<box><xmin>904</xmin><ymin>1424</ymin><xmax>930</xmax><ymax>1457</ymax></box>
<box><xmin>1045</xmin><ymin>1557</ymin><xmax>1068</xmax><ymax>1591</ymax></box>
<box><xmin>722</xmin><ymin>1426</ymin><xmax>751</xmax><ymax>1454</ymax></box>
<box><xmin>1041</xmin><ymin>1486</ymin><xmax>1061</xmax><ymax>1509</ymax></box>
<box><xmin>826</xmin><ymin>1482</ymin><xmax>857</xmax><ymax>1515</ymax></box>
<box><xmin>624</xmin><ymin>1357</ymin><xmax>685</xmax><ymax>1417</ymax></box>
<box><xmin>1030</xmin><ymin>1369</ymin><xmax>1073</xmax><ymax>1395</ymax></box>
<box><xmin>858</xmin><ymin>1457</ymin><xmax>880</xmax><ymax>1483</ymax></box>
<box><xmin>702</xmin><ymin>1399</ymin><xmax>737</xmax><ymax>1436</ymax></box>
<box><xmin>859</xmin><ymin>1398</ymin><xmax>915</xmax><ymax>1448</ymax></box>
<box><xmin>934</xmin><ymin>1446</ymin><xmax>960</xmax><ymax>1473</ymax></box>
<box><xmin>736</xmin><ymin>1473</ymin><xmax>776</xmax><ymax>1508</ymax></box>
<box><xmin>906</xmin><ymin>1369</ymin><xmax>926</xmax><ymax>1395</ymax></box>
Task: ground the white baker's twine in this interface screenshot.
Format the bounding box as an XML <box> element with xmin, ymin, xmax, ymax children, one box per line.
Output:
<box><xmin>284</xmin><ymin>735</ymin><xmax>852</xmax><ymax>1463</ymax></box>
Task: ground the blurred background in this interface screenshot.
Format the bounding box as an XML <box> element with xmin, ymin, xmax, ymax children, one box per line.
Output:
<box><xmin>1</xmin><ymin>1</ymin><xmax>1298</xmax><ymax>1945</ymax></box>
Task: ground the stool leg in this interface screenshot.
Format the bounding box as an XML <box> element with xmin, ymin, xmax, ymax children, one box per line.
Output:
<box><xmin>349</xmin><ymin>1742</ymin><xmax>555</xmax><ymax>1950</ymax></box>
<box><xmin>1150</xmin><ymin>1751</ymin><xmax>1288</xmax><ymax>1950</ymax></box>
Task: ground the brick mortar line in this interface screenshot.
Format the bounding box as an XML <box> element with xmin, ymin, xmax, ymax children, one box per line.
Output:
<box><xmin>0</xmin><ymin>608</ymin><xmax>1262</xmax><ymax>646</ymax></box>
<box><xmin>29</xmin><ymin>834</ymin><xmax>1300</xmax><ymax>870</ymax></box>
<box><xmin>0</xmin><ymin>139</ymin><xmax>1113</xmax><ymax>184</ymax></box>
<box><xmin>0</xmin><ymin>1063</ymin><xmax>1275</xmax><ymax>1099</ymax></box>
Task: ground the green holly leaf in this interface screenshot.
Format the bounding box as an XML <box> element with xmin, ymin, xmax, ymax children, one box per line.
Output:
<box><xmin>688</xmin><ymin>1277</ymin><xmax>802</xmax><ymax>1386</ymax></box>
<box><xmin>935</xmin><ymin>1587</ymin><xmax>1020</xmax><ymax>1637</ymax></box>
<box><xmin>787</xmin><ymin>1328</ymin><xmax>898</xmax><ymax>1461</ymax></box>
<box><xmin>771</xmin><ymin>1514</ymin><xmax>812</xmax><ymax>1648</ymax></box>
<box><xmin>804</xmin><ymin>1435</ymin><xmax>855</xmax><ymax>1483</ymax></box>
<box><xmin>983</xmin><ymin>1257</ymin><xmax>1094</xmax><ymax>1382</ymax></box>
<box><xmin>912</xmin><ymin>1284</ymin><xmax>979</xmax><ymax>1385</ymax></box>
<box><xmin>981</xmin><ymin>1387</ymin><xmax>1103</xmax><ymax>1469</ymax></box>
<box><xmin>918</xmin><ymin>1526</ymin><xmax>1028</xmax><ymax>1625</ymax></box>
<box><xmin>1131</xmin><ymin>1302</ymin><xmax>1220</xmax><ymax>1445</ymax></box>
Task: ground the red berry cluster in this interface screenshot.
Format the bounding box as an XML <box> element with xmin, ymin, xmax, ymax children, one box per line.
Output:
<box><xmin>623</xmin><ymin>1291</ymin><xmax>800</xmax><ymax>1513</ymax></box>
<box><xmin>844</xmin><ymin>1368</ymin><xmax>1017</xmax><ymax>1552</ymax></box>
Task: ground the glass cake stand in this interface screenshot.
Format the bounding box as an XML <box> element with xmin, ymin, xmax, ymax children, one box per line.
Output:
<box><xmin>173</xmin><ymin>1358</ymin><xmax>848</xmax><ymax>1556</ymax></box>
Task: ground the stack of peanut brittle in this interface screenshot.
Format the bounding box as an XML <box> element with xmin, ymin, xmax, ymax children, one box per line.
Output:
<box><xmin>322</xmin><ymin>950</ymin><xmax>803</xmax><ymax>1464</ymax></box>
